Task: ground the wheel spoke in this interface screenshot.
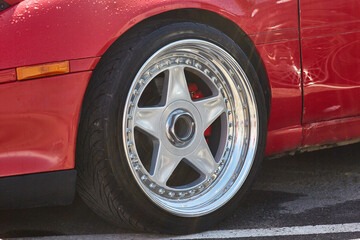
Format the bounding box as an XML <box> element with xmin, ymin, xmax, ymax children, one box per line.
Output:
<box><xmin>134</xmin><ymin>106</ymin><xmax>164</xmax><ymax>139</ymax></box>
<box><xmin>193</xmin><ymin>94</ymin><xmax>226</xmax><ymax>130</ymax></box>
<box><xmin>151</xmin><ymin>144</ymin><xmax>182</xmax><ymax>186</ymax></box>
<box><xmin>165</xmin><ymin>66</ymin><xmax>191</xmax><ymax>103</ymax></box>
<box><xmin>186</xmin><ymin>138</ymin><xmax>217</xmax><ymax>177</ymax></box>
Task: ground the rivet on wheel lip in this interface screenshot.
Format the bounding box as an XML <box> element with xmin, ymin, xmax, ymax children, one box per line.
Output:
<box><xmin>178</xmin><ymin>192</ymin><xmax>185</xmax><ymax>197</ymax></box>
<box><xmin>168</xmin><ymin>192</ymin><xmax>175</xmax><ymax>197</ymax></box>
<box><xmin>195</xmin><ymin>63</ymin><xmax>202</xmax><ymax>69</ymax></box>
<box><xmin>139</xmin><ymin>79</ymin><xmax>145</xmax><ymax>85</ymax></box>
<box><xmin>126</xmin><ymin>128</ymin><xmax>131</xmax><ymax>133</ymax></box>
<box><xmin>127</xmin><ymin>115</ymin><xmax>132</xmax><ymax>120</ymax></box>
<box><xmin>134</xmin><ymin>165</ymin><xmax>140</xmax><ymax>171</ymax></box>
<box><xmin>130</xmin><ymin>154</ymin><xmax>138</xmax><ymax>162</ymax></box>
<box><xmin>228</xmin><ymin>135</ymin><xmax>232</xmax><ymax>140</ymax></box>
<box><xmin>189</xmin><ymin>190</ymin><xmax>195</xmax><ymax>195</ymax></box>
<box><xmin>141</xmin><ymin>175</ymin><xmax>147</xmax><ymax>181</ymax></box>
<box><xmin>175</xmin><ymin>58</ymin><xmax>181</xmax><ymax>63</ymax></box>
<box><xmin>227</xmin><ymin>110</ymin><xmax>232</xmax><ymax>115</ymax></box>
<box><xmin>159</xmin><ymin>188</ymin><xmax>165</xmax><ymax>194</ymax></box>
<box><xmin>127</xmin><ymin>141</ymin><xmax>133</xmax><ymax>146</ymax></box>
<box><xmin>185</xmin><ymin>59</ymin><xmax>191</xmax><ymax>65</ymax></box>
<box><xmin>149</xmin><ymin>183</ymin><xmax>156</xmax><ymax>188</ymax></box>
<box><xmin>204</xmin><ymin>69</ymin><xmax>210</xmax><ymax>75</ymax></box>
<box><xmin>228</xmin><ymin>122</ymin><xmax>232</xmax><ymax>127</ymax></box>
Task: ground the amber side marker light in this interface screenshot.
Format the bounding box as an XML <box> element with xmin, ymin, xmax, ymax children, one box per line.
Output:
<box><xmin>16</xmin><ymin>61</ymin><xmax>70</xmax><ymax>80</ymax></box>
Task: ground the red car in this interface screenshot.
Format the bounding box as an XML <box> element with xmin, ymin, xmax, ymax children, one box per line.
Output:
<box><xmin>0</xmin><ymin>0</ymin><xmax>359</xmax><ymax>234</ymax></box>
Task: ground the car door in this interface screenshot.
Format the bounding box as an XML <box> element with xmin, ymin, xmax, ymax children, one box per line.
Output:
<box><xmin>300</xmin><ymin>0</ymin><xmax>360</xmax><ymax>124</ymax></box>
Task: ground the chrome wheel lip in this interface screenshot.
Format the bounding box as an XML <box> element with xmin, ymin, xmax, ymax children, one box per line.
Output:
<box><xmin>122</xmin><ymin>39</ymin><xmax>259</xmax><ymax>217</ymax></box>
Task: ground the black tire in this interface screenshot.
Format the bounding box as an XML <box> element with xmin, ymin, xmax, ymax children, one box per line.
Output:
<box><xmin>76</xmin><ymin>22</ymin><xmax>268</xmax><ymax>234</ymax></box>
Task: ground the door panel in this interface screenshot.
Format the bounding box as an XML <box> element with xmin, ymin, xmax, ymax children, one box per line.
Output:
<box><xmin>300</xmin><ymin>0</ymin><xmax>360</xmax><ymax>123</ymax></box>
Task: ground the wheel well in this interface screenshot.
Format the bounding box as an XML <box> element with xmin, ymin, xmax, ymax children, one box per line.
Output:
<box><xmin>101</xmin><ymin>8</ymin><xmax>271</xmax><ymax>118</ymax></box>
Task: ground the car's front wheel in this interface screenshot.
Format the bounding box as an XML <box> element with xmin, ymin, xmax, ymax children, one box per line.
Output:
<box><xmin>76</xmin><ymin>22</ymin><xmax>267</xmax><ymax>234</ymax></box>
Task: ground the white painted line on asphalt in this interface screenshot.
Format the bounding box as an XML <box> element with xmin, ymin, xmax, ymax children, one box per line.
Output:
<box><xmin>35</xmin><ymin>223</ymin><xmax>360</xmax><ymax>240</ymax></box>
<box><xmin>171</xmin><ymin>223</ymin><xmax>360</xmax><ymax>239</ymax></box>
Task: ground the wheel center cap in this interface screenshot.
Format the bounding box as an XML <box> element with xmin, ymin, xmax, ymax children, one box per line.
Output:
<box><xmin>166</xmin><ymin>109</ymin><xmax>195</xmax><ymax>147</ymax></box>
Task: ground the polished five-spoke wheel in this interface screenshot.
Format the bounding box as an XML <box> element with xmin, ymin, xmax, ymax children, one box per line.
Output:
<box><xmin>123</xmin><ymin>40</ymin><xmax>258</xmax><ymax>216</ymax></box>
<box><xmin>77</xmin><ymin>22</ymin><xmax>267</xmax><ymax>234</ymax></box>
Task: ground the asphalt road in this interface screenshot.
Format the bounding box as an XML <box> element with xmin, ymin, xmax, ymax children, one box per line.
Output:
<box><xmin>1</xmin><ymin>143</ymin><xmax>360</xmax><ymax>239</ymax></box>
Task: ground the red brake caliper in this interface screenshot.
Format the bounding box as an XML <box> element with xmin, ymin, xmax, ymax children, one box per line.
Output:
<box><xmin>188</xmin><ymin>83</ymin><xmax>212</xmax><ymax>143</ymax></box>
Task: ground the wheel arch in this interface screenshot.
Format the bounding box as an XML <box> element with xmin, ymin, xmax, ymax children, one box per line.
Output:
<box><xmin>97</xmin><ymin>8</ymin><xmax>271</xmax><ymax>119</ymax></box>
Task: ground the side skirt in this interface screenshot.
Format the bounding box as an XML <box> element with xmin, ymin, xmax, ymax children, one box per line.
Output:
<box><xmin>267</xmin><ymin>115</ymin><xmax>360</xmax><ymax>159</ymax></box>
<box><xmin>0</xmin><ymin>170</ymin><xmax>76</xmax><ymax>209</ymax></box>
